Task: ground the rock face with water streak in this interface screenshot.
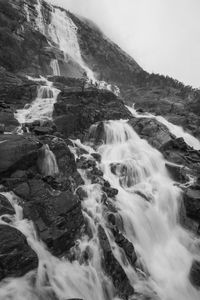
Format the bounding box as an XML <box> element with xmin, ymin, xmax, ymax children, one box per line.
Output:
<box><xmin>23</xmin><ymin>180</ymin><xmax>84</xmax><ymax>255</ymax></box>
<box><xmin>0</xmin><ymin>135</ymin><xmax>41</xmax><ymax>175</ymax></box>
<box><xmin>0</xmin><ymin>224</ymin><xmax>38</xmax><ymax>280</ymax></box>
<box><xmin>53</xmin><ymin>90</ymin><xmax>132</xmax><ymax>138</ymax></box>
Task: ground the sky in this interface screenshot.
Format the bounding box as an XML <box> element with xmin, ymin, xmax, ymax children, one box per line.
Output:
<box><xmin>50</xmin><ymin>0</ymin><xmax>200</xmax><ymax>88</ymax></box>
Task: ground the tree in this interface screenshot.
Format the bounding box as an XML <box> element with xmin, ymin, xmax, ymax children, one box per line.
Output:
<box><xmin>81</xmin><ymin>71</ymin><xmax>88</xmax><ymax>92</ymax></box>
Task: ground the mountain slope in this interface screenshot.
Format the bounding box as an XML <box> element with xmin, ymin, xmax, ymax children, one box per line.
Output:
<box><xmin>0</xmin><ymin>0</ymin><xmax>200</xmax><ymax>138</ymax></box>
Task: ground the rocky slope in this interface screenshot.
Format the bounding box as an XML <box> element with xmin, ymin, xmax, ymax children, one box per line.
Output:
<box><xmin>0</xmin><ymin>0</ymin><xmax>200</xmax><ymax>299</ymax></box>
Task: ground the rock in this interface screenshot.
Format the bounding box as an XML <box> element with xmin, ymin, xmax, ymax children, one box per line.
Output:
<box><xmin>0</xmin><ymin>194</ymin><xmax>15</xmax><ymax>216</ymax></box>
<box><xmin>91</xmin><ymin>152</ymin><xmax>101</xmax><ymax>162</ymax></box>
<box><xmin>0</xmin><ymin>135</ymin><xmax>41</xmax><ymax>175</ymax></box>
<box><xmin>103</xmin><ymin>186</ymin><xmax>118</xmax><ymax>198</ymax></box>
<box><xmin>189</xmin><ymin>260</ymin><xmax>200</xmax><ymax>288</ymax></box>
<box><xmin>76</xmin><ymin>186</ymin><xmax>87</xmax><ymax>201</ymax></box>
<box><xmin>0</xmin><ymin>124</ymin><xmax>5</xmax><ymax>134</ymax></box>
<box><xmin>98</xmin><ymin>225</ymin><xmax>134</xmax><ymax>299</ymax></box>
<box><xmin>33</xmin><ymin>126</ymin><xmax>54</xmax><ymax>135</ymax></box>
<box><xmin>0</xmin><ymin>224</ymin><xmax>38</xmax><ymax>280</ymax></box>
<box><xmin>53</xmin><ymin>90</ymin><xmax>132</xmax><ymax>138</ymax></box>
<box><xmin>11</xmin><ymin>170</ymin><xmax>27</xmax><ymax>179</ymax></box>
<box><xmin>129</xmin><ymin>117</ymin><xmax>173</xmax><ymax>150</ymax></box>
<box><xmin>23</xmin><ymin>180</ymin><xmax>84</xmax><ymax>255</ymax></box>
<box><xmin>13</xmin><ymin>182</ymin><xmax>30</xmax><ymax>200</ymax></box>
<box><xmin>165</xmin><ymin>162</ymin><xmax>188</xmax><ymax>183</ymax></box>
<box><xmin>38</xmin><ymin>136</ymin><xmax>83</xmax><ymax>189</ymax></box>
<box><xmin>112</xmin><ymin>229</ymin><xmax>137</xmax><ymax>267</ymax></box>
<box><xmin>183</xmin><ymin>188</ymin><xmax>200</xmax><ymax>223</ymax></box>
<box><xmin>76</xmin><ymin>156</ymin><xmax>96</xmax><ymax>169</ymax></box>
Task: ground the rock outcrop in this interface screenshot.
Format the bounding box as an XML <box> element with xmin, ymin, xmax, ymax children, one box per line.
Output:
<box><xmin>0</xmin><ymin>224</ymin><xmax>38</xmax><ymax>280</ymax></box>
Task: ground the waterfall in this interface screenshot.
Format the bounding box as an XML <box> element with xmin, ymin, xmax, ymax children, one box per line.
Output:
<box><xmin>50</xmin><ymin>59</ymin><xmax>61</xmax><ymax>76</ymax></box>
<box><xmin>127</xmin><ymin>105</ymin><xmax>200</xmax><ymax>150</ymax></box>
<box><xmin>15</xmin><ymin>77</ymin><xmax>60</xmax><ymax>125</ymax></box>
<box><xmin>1</xmin><ymin>120</ymin><xmax>200</xmax><ymax>300</ymax></box>
<box><xmin>47</xmin><ymin>7</ymin><xmax>95</xmax><ymax>81</ymax></box>
<box><xmin>37</xmin><ymin>144</ymin><xmax>59</xmax><ymax>177</ymax></box>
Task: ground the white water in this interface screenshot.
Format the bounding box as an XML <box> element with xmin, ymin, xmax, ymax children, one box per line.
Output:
<box><xmin>47</xmin><ymin>7</ymin><xmax>95</xmax><ymax>81</ymax></box>
<box><xmin>127</xmin><ymin>105</ymin><xmax>200</xmax><ymax>150</ymax></box>
<box><xmin>37</xmin><ymin>144</ymin><xmax>59</xmax><ymax>177</ymax></box>
<box><xmin>1</xmin><ymin>120</ymin><xmax>200</xmax><ymax>300</ymax></box>
<box><xmin>15</xmin><ymin>77</ymin><xmax>60</xmax><ymax>125</ymax></box>
<box><xmin>50</xmin><ymin>59</ymin><xmax>61</xmax><ymax>76</ymax></box>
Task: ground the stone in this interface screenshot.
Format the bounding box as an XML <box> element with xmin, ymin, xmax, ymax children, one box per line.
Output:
<box><xmin>189</xmin><ymin>260</ymin><xmax>200</xmax><ymax>288</ymax></box>
<box><xmin>98</xmin><ymin>225</ymin><xmax>134</xmax><ymax>299</ymax></box>
<box><xmin>183</xmin><ymin>188</ymin><xmax>200</xmax><ymax>223</ymax></box>
<box><xmin>23</xmin><ymin>180</ymin><xmax>85</xmax><ymax>255</ymax></box>
<box><xmin>0</xmin><ymin>194</ymin><xmax>15</xmax><ymax>216</ymax></box>
<box><xmin>0</xmin><ymin>224</ymin><xmax>38</xmax><ymax>280</ymax></box>
<box><xmin>0</xmin><ymin>135</ymin><xmax>41</xmax><ymax>175</ymax></box>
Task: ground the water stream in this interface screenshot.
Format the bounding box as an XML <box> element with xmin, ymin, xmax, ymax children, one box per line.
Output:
<box><xmin>0</xmin><ymin>120</ymin><xmax>200</xmax><ymax>300</ymax></box>
<box><xmin>126</xmin><ymin>105</ymin><xmax>200</xmax><ymax>150</ymax></box>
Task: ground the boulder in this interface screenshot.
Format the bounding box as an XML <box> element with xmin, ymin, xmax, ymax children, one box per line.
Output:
<box><xmin>0</xmin><ymin>194</ymin><xmax>15</xmax><ymax>216</ymax></box>
<box><xmin>0</xmin><ymin>135</ymin><xmax>41</xmax><ymax>175</ymax></box>
<box><xmin>98</xmin><ymin>225</ymin><xmax>134</xmax><ymax>299</ymax></box>
<box><xmin>53</xmin><ymin>90</ymin><xmax>132</xmax><ymax>138</ymax></box>
<box><xmin>23</xmin><ymin>180</ymin><xmax>84</xmax><ymax>255</ymax></box>
<box><xmin>183</xmin><ymin>188</ymin><xmax>200</xmax><ymax>223</ymax></box>
<box><xmin>0</xmin><ymin>224</ymin><xmax>38</xmax><ymax>280</ymax></box>
<box><xmin>189</xmin><ymin>260</ymin><xmax>200</xmax><ymax>288</ymax></box>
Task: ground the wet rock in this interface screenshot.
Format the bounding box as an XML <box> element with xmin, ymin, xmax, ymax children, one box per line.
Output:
<box><xmin>0</xmin><ymin>224</ymin><xmax>38</xmax><ymax>280</ymax></box>
<box><xmin>129</xmin><ymin>117</ymin><xmax>173</xmax><ymax>150</ymax></box>
<box><xmin>0</xmin><ymin>135</ymin><xmax>41</xmax><ymax>175</ymax></box>
<box><xmin>112</xmin><ymin>229</ymin><xmax>137</xmax><ymax>267</ymax></box>
<box><xmin>103</xmin><ymin>186</ymin><xmax>118</xmax><ymax>198</ymax></box>
<box><xmin>38</xmin><ymin>136</ymin><xmax>84</xmax><ymax>189</ymax></box>
<box><xmin>23</xmin><ymin>180</ymin><xmax>84</xmax><ymax>255</ymax></box>
<box><xmin>33</xmin><ymin>126</ymin><xmax>54</xmax><ymax>135</ymax></box>
<box><xmin>53</xmin><ymin>90</ymin><xmax>132</xmax><ymax>138</ymax></box>
<box><xmin>165</xmin><ymin>162</ymin><xmax>188</xmax><ymax>183</ymax></box>
<box><xmin>0</xmin><ymin>124</ymin><xmax>5</xmax><ymax>134</ymax></box>
<box><xmin>98</xmin><ymin>225</ymin><xmax>134</xmax><ymax>299</ymax></box>
<box><xmin>76</xmin><ymin>186</ymin><xmax>87</xmax><ymax>201</ymax></box>
<box><xmin>11</xmin><ymin>170</ymin><xmax>27</xmax><ymax>179</ymax></box>
<box><xmin>0</xmin><ymin>194</ymin><xmax>15</xmax><ymax>216</ymax></box>
<box><xmin>91</xmin><ymin>152</ymin><xmax>101</xmax><ymax>162</ymax></box>
<box><xmin>189</xmin><ymin>260</ymin><xmax>200</xmax><ymax>288</ymax></box>
<box><xmin>13</xmin><ymin>182</ymin><xmax>30</xmax><ymax>200</ymax></box>
<box><xmin>76</xmin><ymin>156</ymin><xmax>96</xmax><ymax>169</ymax></box>
<box><xmin>183</xmin><ymin>188</ymin><xmax>200</xmax><ymax>223</ymax></box>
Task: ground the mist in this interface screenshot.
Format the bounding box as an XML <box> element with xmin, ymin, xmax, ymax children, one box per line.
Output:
<box><xmin>49</xmin><ymin>0</ymin><xmax>200</xmax><ymax>88</ymax></box>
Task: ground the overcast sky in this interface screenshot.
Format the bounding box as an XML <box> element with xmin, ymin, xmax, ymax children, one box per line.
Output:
<box><xmin>49</xmin><ymin>0</ymin><xmax>200</xmax><ymax>88</ymax></box>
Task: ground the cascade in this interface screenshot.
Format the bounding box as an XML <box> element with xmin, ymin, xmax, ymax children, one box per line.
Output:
<box><xmin>0</xmin><ymin>120</ymin><xmax>200</xmax><ymax>300</ymax></box>
<box><xmin>37</xmin><ymin>144</ymin><xmax>59</xmax><ymax>177</ymax></box>
<box><xmin>15</xmin><ymin>77</ymin><xmax>60</xmax><ymax>125</ymax></box>
<box><xmin>47</xmin><ymin>7</ymin><xmax>95</xmax><ymax>81</ymax></box>
<box><xmin>50</xmin><ymin>59</ymin><xmax>61</xmax><ymax>76</ymax></box>
<box><xmin>127</xmin><ymin>105</ymin><xmax>200</xmax><ymax>150</ymax></box>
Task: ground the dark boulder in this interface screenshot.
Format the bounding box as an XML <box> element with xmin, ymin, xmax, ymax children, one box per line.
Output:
<box><xmin>23</xmin><ymin>180</ymin><xmax>84</xmax><ymax>255</ymax></box>
<box><xmin>183</xmin><ymin>188</ymin><xmax>200</xmax><ymax>223</ymax></box>
<box><xmin>0</xmin><ymin>194</ymin><xmax>15</xmax><ymax>216</ymax></box>
<box><xmin>53</xmin><ymin>90</ymin><xmax>132</xmax><ymax>138</ymax></box>
<box><xmin>98</xmin><ymin>225</ymin><xmax>134</xmax><ymax>299</ymax></box>
<box><xmin>0</xmin><ymin>224</ymin><xmax>38</xmax><ymax>280</ymax></box>
<box><xmin>189</xmin><ymin>260</ymin><xmax>200</xmax><ymax>288</ymax></box>
<box><xmin>33</xmin><ymin>126</ymin><xmax>54</xmax><ymax>135</ymax></box>
<box><xmin>0</xmin><ymin>134</ymin><xmax>41</xmax><ymax>175</ymax></box>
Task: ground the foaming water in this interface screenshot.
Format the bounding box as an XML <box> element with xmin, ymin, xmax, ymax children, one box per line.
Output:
<box><xmin>126</xmin><ymin>105</ymin><xmax>200</xmax><ymax>150</ymax></box>
<box><xmin>0</xmin><ymin>120</ymin><xmax>200</xmax><ymax>300</ymax></box>
<box><xmin>50</xmin><ymin>59</ymin><xmax>61</xmax><ymax>76</ymax></box>
<box><xmin>48</xmin><ymin>7</ymin><xmax>95</xmax><ymax>81</ymax></box>
<box><xmin>15</xmin><ymin>77</ymin><xmax>60</xmax><ymax>125</ymax></box>
<box><xmin>37</xmin><ymin>144</ymin><xmax>59</xmax><ymax>177</ymax></box>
